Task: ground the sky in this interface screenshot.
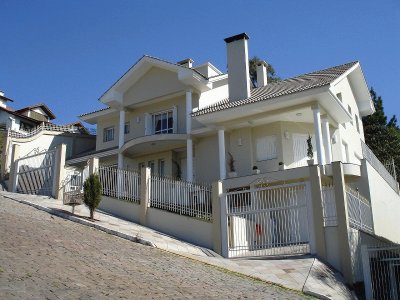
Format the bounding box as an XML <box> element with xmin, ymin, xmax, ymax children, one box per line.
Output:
<box><xmin>0</xmin><ymin>0</ymin><xmax>399</xmax><ymax>126</ymax></box>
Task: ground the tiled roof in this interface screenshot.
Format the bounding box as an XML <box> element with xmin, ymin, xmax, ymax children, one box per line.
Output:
<box><xmin>79</xmin><ymin>107</ymin><xmax>111</xmax><ymax>117</ymax></box>
<box><xmin>15</xmin><ymin>103</ymin><xmax>56</xmax><ymax>120</ymax></box>
<box><xmin>192</xmin><ymin>61</ymin><xmax>358</xmax><ymax>117</ymax></box>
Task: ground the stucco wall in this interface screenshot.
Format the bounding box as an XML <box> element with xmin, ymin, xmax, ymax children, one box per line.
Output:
<box><xmin>146</xmin><ymin>207</ymin><xmax>214</xmax><ymax>249</ymax></box>
<box><xmin>195</xmin><ymin>134</ymin><xmax>221</xmax><ymax>183</ymax></box>
<box><xmin>98</xmin><ymin>196</ymin><xmax>140</xmax><ymax>223</ymax></box>
<box><xmin>364</xmin><ymin>161</ymin><xmax>400</xmax><ymax>243</ymax></box>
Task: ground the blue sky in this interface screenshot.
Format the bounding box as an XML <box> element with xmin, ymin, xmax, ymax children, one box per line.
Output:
<box><xmin>1</xmin><ymin>0</ymin><xmax>399</xmax><ymax>126</ymax></box>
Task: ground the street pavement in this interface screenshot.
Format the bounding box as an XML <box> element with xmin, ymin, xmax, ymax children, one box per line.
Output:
<box><xmin>0</xmin><ymin>195</ymin><xmax>308</xmax><ymax>299</ymax></box>
<box><xmin>0</xmin><ymin>191</ymin><xmax>354</xmax><ymax>299</ymax></box>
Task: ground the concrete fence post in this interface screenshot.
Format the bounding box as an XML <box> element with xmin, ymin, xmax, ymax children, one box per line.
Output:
<box><xmin>52</xmin><ymin>144</ymin><xmax>66</xmax><ymax>199</ymax></box>
<box><xmin>88</xmin><ymin>157</ymin><xmax>99</xmax><ymax>175</ymax></box>
<box><xmin>212</xmin><ymin>181</ymin><xmax>224</xmax><ymax>255</ymax></box>
<box><xmin>139</xmin><ymin>167</ymin><xmax>151</xmax><ymax>226</ymax></box>
<box><xmin>332</xmin><ymin>161</ymin><xmax>354</xmax><ymax>284</ymax></box>
<box><xmin>10</xmin><ymin>144</ymin><xmax>20</xmax><ymax>193</ymax></box>
<box><xmin>309</xmin><ymin>165</ymin><xmax>327</xmax><ymax>258</ymax></box>
<box><xmin>361</xmin><ymin>245</ymin><xmax>373</xmax><ymax>300</ymax></box>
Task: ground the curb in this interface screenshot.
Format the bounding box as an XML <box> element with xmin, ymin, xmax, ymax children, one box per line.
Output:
<box><xmin>2</xmin><ymin>195</ymin><xmax>156</xmax><ymax>248</ymax></box>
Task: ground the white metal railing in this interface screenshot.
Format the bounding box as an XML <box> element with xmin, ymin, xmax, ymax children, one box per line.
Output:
<box><xmin>98</xmin><ymin>166</ymin><xmax>141</xmax><ymax>203</ymax></box>
<box><xmin>346</xmin><ymin>186</ymin><xmax>374</xmax><ymax>233</ymax></box>
<box><xmin>8</xmin><ymin>123</ymin><xmax>91</xmax><ymax>138</ymax></box>
<box><xmin>321</xmin><ymin>184</ymin><xmax>337</xmax><ymax>227</ymax></box>
<box><xmin>150</xmin><ymin>175</ymin><xmax>212</xmax><ymax>221</ymax></box>
<box><xmin>361</xmin><ymin>140</ymin><xmax>399</xmax><ymax>192</ymax></box>
<box><xmin>225</xmin><ymin>182</ymin><xmax>310</xmax><ymax>257</ymax></box>
<box><xmin>63</xmin><ymin>172</ymin><xmax>84</xmax><ymax>206</ymax></box>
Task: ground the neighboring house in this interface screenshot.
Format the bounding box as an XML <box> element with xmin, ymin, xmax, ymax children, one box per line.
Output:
<box><xmin>66</xmin><ymin>33</ymin><xmax>400</xmax><ymax>289</ymax></box>
<box><xmin>0</xmin><ymin>91</ymin><xmax>96</xmax><ymax>178</ymax></box>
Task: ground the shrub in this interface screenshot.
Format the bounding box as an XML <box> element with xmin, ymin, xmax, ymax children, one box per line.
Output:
<box><xmin>83</xmin><ymin>174</ymin><xmax>101</xmax><ymax>220</ymax></box>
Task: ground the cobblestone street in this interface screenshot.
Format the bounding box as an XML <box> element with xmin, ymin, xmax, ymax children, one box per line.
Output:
<box><xmin>0</xmin><ymin>196</ymin><xmax>307</xmax><ymax>299</ymax></box>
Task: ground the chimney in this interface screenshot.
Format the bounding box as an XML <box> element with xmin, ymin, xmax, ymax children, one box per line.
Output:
<box><xmin>224</xmin><ymin>33</ymin><xmax>250</xmax><ymax>101</ymax></box>
<box><xmin>256</xmin><ymin>61</ymin><xmax>268</xmax><ymax>87</ymax></box>
<box><xmin>177</xmin><ymin>58</ymin><xmax>194</xmax><ymax>68</ymax></box>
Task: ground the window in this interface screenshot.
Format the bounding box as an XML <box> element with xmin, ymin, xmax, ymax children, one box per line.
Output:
<box><xmin>348</xmin><ymin>105</ymin><xmax>353</xmax><ymax>125</ymax></box>
<box><xmin>103</xmin><ymin>126</ymin><xmax>114</xmax><ymax>142</ymax></box>
<box><xmin>256</xmin><ymin>135</ymin><xmax>278</xmax><ymax>161</ymax></box>
<box><xmin>355</xmin><ymin>115</ymin><xmax>360</xmax><ymax>133</ymax></box>
<box><xmin>124</xmin><ymin>122</ymin><xmax>130</xmax><ymax>134</ymax></box>
<box><xmin>158</xmin><ymin>159</ymin><xmax>165</xmax><ymax>176</ymax></box>
<box><xmin>152</xmin><ymin>110</ymin><xmax>173</xmax><ymax>134</ymax></box>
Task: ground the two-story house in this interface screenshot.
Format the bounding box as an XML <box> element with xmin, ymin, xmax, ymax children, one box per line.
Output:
<box><xmin>74</xmin><ymin>33</ymin><xmax>373</xmax><ymax>185</ymax></box>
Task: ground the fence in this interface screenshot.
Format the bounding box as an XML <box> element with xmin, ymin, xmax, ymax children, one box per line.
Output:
<box><xmin>63</xmin><ymin>171</ymin><xmax>84</xmax><ymax>206</ymax></box>
<box><xmin>361</xmin><ymin>141</ymin><xmax>399</xmax><ymax>192</ymax></box>
<box><xmin>362</xmin><ymin>244</ymin><xmax>400</xmax><ymax>300</ymax></box>
<box><xmin>346</xmin><ymin>186</ymin><xmax>374</xmax><ymax>234</ymax></box>
<box><xmin>14</xmin><ymin>148</ymin><xmax>57</xmax><ymax>196</ymax></box>
<box><xmin>321</xmin><ymin>184</ymin><xmax>337</xmax><ymax>227</ymax></box>
<box><xmin>98</xmin><ymin>166</ymin><xmax>141</xmax><ymax>203</ymax></box>
<box><xmin>150</xmin><ymin>175</ymin><xmax>212</xmax><ymax>221</ymax></box>
<box><xmin>225</xmin><ymin>182</ymin><xmax>311</xmax><ymax>257</ymax></box>
<box><xmin>9</xmin><ymin>123</ymin><xmax>91</xmax><ymax>139</ymax></box>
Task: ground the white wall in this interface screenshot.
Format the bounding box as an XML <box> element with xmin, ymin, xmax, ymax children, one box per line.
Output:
<box><xmin>365</xmin><ymin>161</ymin><xmax>400</xmax><ymax>243</ymax></box>
<box><xmin>146</xmin><ymin>207</ymin><xmax>214</xmax><ymax>249</ymax></box>
<box><xmin>98</xmin><ymin>196</ymin><xmax>141</xmax><ymax>223</ymax></box>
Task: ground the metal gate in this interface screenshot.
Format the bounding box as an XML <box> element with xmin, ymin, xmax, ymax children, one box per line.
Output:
<box><xmin>362</xmin><ymin>244</ymin><xmax>400</xmax><ymax>300</ymax></box>
<box><xmin>14</xmin><ymin>149</ymin><xmax>57</xmax><ymax>196</ymax></box>
<box><xmin>225</xmin><ymin>182</ymin><xmax>311</xmax><ymax>258</ymax></box>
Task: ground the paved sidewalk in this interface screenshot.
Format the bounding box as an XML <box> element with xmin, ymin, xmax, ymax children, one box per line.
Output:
<box><xmin>0</xmin><ymin>191</ymin><xmax>354</xmax><ymax>299</ymax></box>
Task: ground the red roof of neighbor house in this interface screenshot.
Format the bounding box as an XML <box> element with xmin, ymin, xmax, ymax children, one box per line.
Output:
<box><xmin>15</xmin><ymin>103</ymin><xmax>56</xmax><ymax>120</ymax></box>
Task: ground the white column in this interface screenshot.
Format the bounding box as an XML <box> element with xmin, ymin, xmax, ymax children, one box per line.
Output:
<box><xmin>218</xmin><ymin>129</ymin><xmax>226</xmax><ymax>180</ymax></box>
<box><xmin>321</xmin><ymin>116</ymin><xmax>332</xmax><ymax>164</ymax></box>
<box><xmin>118</xmin><ymin>109</ymin><xmax>126</xmax><ymax>169</ymax></box>
<box><xmin>312</xmin><ymin>106</ymin><xmax>326</xmax><ymax>165</ymax></box>
<box><xmin>186</xmin><ymin>90</ymin><xmax>193</xmax><ymax>182</ymax></box>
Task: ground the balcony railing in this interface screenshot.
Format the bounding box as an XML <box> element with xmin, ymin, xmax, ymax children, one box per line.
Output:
<box><xmin>361</xmin><ymin>140</ymin><xmax>399</xmax><ymax>192</ymax></box>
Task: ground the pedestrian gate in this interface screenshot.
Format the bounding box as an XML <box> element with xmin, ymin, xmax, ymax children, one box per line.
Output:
<box><xmin>14</xmin><ymin>149</ymin><xmax>57</xmax><ymax>196</ymax></box>
<box><xmin>225</xmin><ymin>182</ymin><xmax>311</xmax><ymax>258</ymax></box>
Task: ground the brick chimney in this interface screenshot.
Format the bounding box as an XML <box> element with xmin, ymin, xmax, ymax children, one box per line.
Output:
<box><xmin>224</xmin><ymin>33</ymin><xmax>250</xmax><ymax>101</ymax></box>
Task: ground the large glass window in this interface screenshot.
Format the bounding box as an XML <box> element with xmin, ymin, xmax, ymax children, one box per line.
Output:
<box><xmin>152</xmin><ymin>110</ymin><xmax>173</xmax><ymax>134</ymax></box>
<box><xmin>103</xmin><ymin>126</ymin><xmax>114</xmax><ymax>142</ymax></box>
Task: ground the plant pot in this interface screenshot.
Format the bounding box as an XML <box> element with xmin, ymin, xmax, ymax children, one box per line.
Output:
<box><xmin>278</xmin><ymin>164</ymin><xmax>285</xmax><ymax>171</ymax></box>
<box><xmin>252</xmin><ymin>169</ymin><xmax>260</xmax><ymax>175</ymax></box>
<box><xmin>228</xmin><ymin>171</ymin><xmax>237</xmax><ymax>178</ymax></box>
<box><xmin>307</xmin><ymin>159</ymin><xmax>315</xmax><ymax>166</ymax></box>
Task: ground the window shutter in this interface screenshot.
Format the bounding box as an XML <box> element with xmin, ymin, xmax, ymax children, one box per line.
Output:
<box><xmin>256</xmin><ymin>135</ymin><xmax>277</xmax><ymax>161</ymax></box>
<box><xmin>172</xmin><ymin>106</ymin><xmax>178</xmax><ymax>133</ymax></box>
<box><xmin>144</xmin><ymin>113</ymin><xmax>152</xmax><ymax>135</ymax></box>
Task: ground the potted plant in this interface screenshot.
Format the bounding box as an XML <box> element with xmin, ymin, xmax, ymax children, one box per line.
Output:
<box><xmin>278</xmin><ymin>161</ymin><xmax>285</xmax><ymax>171</ymax></box>
<box><xmin>252</xmin><ymin>165</ymin><xmax>260</xmax><ymax>175</ymax></box>
<box><xmin>306</xmin><ymin>135</ymin><xmax>315</xmax><ymax>165</ymax></box>
<box><xmin>227</xmin><ymin>152</ymin><xmax>237</xmax><ymax>177</ymax></box>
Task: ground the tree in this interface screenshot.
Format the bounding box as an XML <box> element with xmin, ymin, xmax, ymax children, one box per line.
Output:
<box><xmin>362</xmin><ymin>88</ymin><xmax>400</xmax><ymax>181</ymax></box>
<box><xmin>83</xmin><ymin>174</ymin><xmax>102</xmax><ymax>220</ymax></box>
<box><xmin>249</xmin><ymin>56</ymin><xmax>280</xmax><ymax>88</ymax></box>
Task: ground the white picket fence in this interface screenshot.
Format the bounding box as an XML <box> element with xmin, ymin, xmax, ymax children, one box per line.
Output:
<box><xmin>98</xmin><ymin>166</ymin><xmax>141</xmax><ymax>203</ymax></box>
<box><xmin>321</xmin><ymin>185</ymin><xmax>337</xmax><ymax>227</ymax></box>
<box><xmin>346</xmin><ymin>186</ymin><xmax>374</xmax><ymax>234</ymax></box>
<box><xmin>150</xmin><ymin>174</ymin><xmax>212</xmax><ymax>221</ymax></box>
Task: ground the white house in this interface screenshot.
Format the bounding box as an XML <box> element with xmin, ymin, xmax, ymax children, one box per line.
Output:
<box><xmin>64</xmin><ymin>33</ymin><xmax>400</xmax><ymax>288</ymax></box>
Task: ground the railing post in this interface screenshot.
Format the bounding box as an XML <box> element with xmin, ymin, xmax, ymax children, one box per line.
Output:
<box><xmin>212</xmin><ymin>181</ymin><xmax>227</xmax><ymax>256</ymax></box>
<box><xmin>10</xmin><ymin>144</ymin><xmax>20</xmax><ymax>193</ymax></box>
<box><xmin>52</xmin><ymin>144</ymin><xmax>66</xmax><ymax>199</ymax></box>
<box><xmin>332</xmin><ymin>161</ymin><xmax>354</xmax><ymax>283</ymax></box>
<box><xmin>139</xmin><ymin>167</ymin><xmax>151</xmax><ymax>226</ymax></box>
<box><xmin>309</xmin><ymin>165</ymin><xmax>326</xmax><ymax>258</ymax></box>
<box><xmin>361</xmin><ymin>245</ymin><xmax>373</xmax><ymax>300</ymax></box>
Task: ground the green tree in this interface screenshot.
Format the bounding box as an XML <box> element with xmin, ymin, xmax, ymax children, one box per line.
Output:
<box><xmin>362</xmin><ymin>88</ymin><xmax>400</xmax><ymax>181</ymax></box>
<box><xmin>83</xmin><ymin>174</ymin><xmax>102</xmax><ymax>220</ymax></box>
<box><xmin>249</xmin><ymin>56</ymin><xmax>280</xmax><ymax>88</ymax></box>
